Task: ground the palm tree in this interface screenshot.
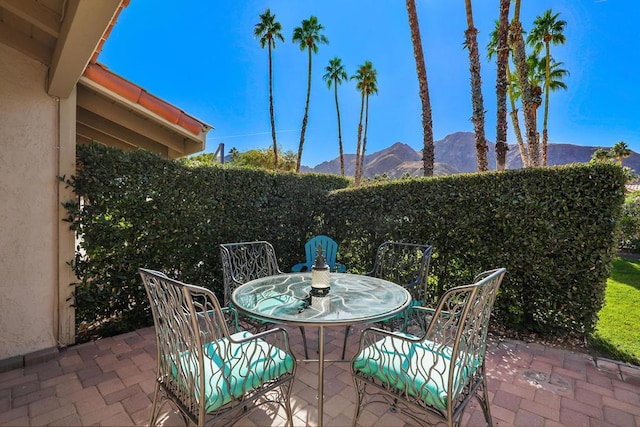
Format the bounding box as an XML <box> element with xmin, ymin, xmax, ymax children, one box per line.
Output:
<box><xmin>229</xmin><ymin>147</ymin><xmax>240</xmax><ymax>163</ymax></box>
<box><xmin>489</xmin><ymin>20</ymin><xmax>528</xmax><ymax>167</ymax></box>
<box><xmin>254</xmin><ymin>9</ymin><xmax>285</xmax><ymax>169</ymax></box>
<box><xmin>352</xmin><ymin>61</ymin><xmax>377</xmax><ymax>186</ymax></box>
<box><xmin>611</xmin><ymin>141</ymin><xmax>632</xmax><ymax>165</ymax></box>
<box><xmin>292</xmin><ymin>16</ymin><xmax>329</xmax><ymax>172</ymax></box>
<box><xmin>590</xmin><ymin>148</ymin><xmax>611</xmax><ymax>164</ymax></box>
<box><xmin>545</xmin><ymin>61</ymin><xmax>568</xmax><ymax>90</ymax></box>
<box><xmin>509</xmin><ymin>53</ymin><xmax>541</xmax><ymax>153</ymax></box>
<box><xmin>538</xmin><ymin>58</ymin><xmax>568</xmax><ymax>94</ymax></box>
<box><xmin>523</xmin><ymin>53</ymin><xmax>567</xmax><ymax>147</ymax></box>
<box><xmin>463</xmin><ymin>0</ymin><xmax>488</xmax><ymax>172</ymax></box>
<box><xmin>361</xmin><ymin>67</ymin><xmax>378</xmax><ymax>184</ymax></box>
<box><xmin>508</xmin><ymin>53</ymin><xmax>566</xmax><ymax>168</ymax></box>
<box><xmin>323</xmin><ymin>57</ymin><xmax>348</xmax><ymax>176</ymax></box>
<box><xmin>493</xmin><ymin>0</ymin><xmax>510</xmax><ymax>171</ymax></box>
<box><xmin>525</xmin><ymin>53</ymin><xmax>544</xmax><ymax>141</ymax></box>
<box><xmin>527</xmin><ymin>9</ymin><xmax>567</xmax><ymax>166</ymax></box>
<box><xmin>509</xmin><ymin>0</ymin><xmax>539</xmax><ymax>166</ymax></box>
<box><xmin>353</xmin><ymin>65</ymin><xmax>366</xmax><ymax>185</ymax></box>
<box><xmin>405</xmin><ymin>0</ymin><xmax>435</xmax><ymax>177</ymax></box>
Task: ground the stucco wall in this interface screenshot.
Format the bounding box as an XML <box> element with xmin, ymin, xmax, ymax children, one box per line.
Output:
<box><xmin>0</xmin><ymin>43</ymin><xmax>58</xmax><ymax>359</ymax></box>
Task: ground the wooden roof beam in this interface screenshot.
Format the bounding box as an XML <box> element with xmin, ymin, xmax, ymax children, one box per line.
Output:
<box><xmin>48</xmin><ymin>0</ymin><xmax>122</xmax><ymax>98</ymax></box>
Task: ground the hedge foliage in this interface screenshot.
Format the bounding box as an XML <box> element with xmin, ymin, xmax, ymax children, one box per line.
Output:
<box><xmin>324</xmin><ymin>165</ymin><xmax>626</xmax><ymax>336</ymax></box>
<box><xmin>67</xmin><ymin>144</ymin><xmax>349</xmax><ymax>334</ymax></box>
<box><xmin>619</xmin><ymin>191</ymin><xmax>640</xmax><ymax>252</ymax></box>
<box><xmin>66</xmin><ymin>143</ymin><xmax>625</xmax><ymax>338</ymax></box>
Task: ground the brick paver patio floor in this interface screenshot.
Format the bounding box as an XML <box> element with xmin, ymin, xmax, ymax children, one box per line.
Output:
<box><xmin>1</xmin><ymin>324</ymin><xmax>639</xmax><ymax>426</ymax></box>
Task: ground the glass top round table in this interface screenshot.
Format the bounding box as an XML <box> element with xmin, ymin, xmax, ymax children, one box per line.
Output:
<box><xmin>232</xmin><ymin>272</ymin><xmax>411</xmax><ymax>426</ymax></box>
<box><xmin>231</xmin><ymin>272</ymin><xmax>412</xmax><ymax>327</ymax></box>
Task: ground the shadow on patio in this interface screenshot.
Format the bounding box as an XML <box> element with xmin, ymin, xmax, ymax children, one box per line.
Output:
<box><xmin>1</xmin><ymin>325</ymin><xmax>639</xmax><ymax>426</ymax></box>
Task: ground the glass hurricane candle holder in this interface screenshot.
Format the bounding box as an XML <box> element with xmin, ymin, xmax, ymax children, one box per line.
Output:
<box><xmin>310</xmin><ymin>243</ymin><xmax>330</xmax><ymax>297</ymax></box>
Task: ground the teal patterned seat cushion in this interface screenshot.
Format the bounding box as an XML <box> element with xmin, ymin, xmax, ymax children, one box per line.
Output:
<box><xmin>353</xmin><ymin>333</ymin><xmax>479</xmax><ymax>411</ymax></box>
<box><xmin>175</xmin><ymin>331</ymin><xmax>294</xmax><ymax>412</ymax></box>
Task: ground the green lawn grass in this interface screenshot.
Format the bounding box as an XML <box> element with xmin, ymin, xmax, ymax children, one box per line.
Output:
<box><xmin>590</xmin><ymin>256</ymin><xmax>640</xmax><ymax>365</ymax></box>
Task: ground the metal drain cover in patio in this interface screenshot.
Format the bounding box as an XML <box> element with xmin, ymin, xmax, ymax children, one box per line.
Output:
<box><xmin>520</xmin><ymin>370</ymin><xmax>571</xmax><ymax>393</ymax></box>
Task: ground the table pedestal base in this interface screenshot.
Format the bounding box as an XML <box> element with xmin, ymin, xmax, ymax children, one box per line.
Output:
<box><xmin>317</xmin><ymin>325</ymin><xmax>325</xmax><ymax>426</ymax></box>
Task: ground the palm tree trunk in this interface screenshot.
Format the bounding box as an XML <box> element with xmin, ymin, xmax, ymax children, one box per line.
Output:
<box><xmin>510</xmin><ymin>110</ymin><xmax>528</xmax><ymax>167</ymax></box>
<box><xmin>507</xmin><ymin>66</ymin><xmax>528</xmax><ymax>167</ymax></box>
<box><xmin>296</xmin><ymin>47</ymin><xmax>313</xmax><ymax>172</ymax></box>
<box><xmin>334</xmin><ymin>78</ymin><xmax>345</xmax><ymax>176</ymax></box>
<box><xmin>464</xmin><ymin>0</ymin><xmax>488</xmax><ymax>172</ymax></box>
<box><xmin>542</xmin><ymin>40</ymin><xmax>551</xmax><ymax>166</ymax></box>
<box><xmin>495</xmin><ymin>0</ymin><xmax>510</xmax><ymax>171</ymax></box>
<box><xmin>509</xmin><ymin>18</ymin><xmax>540</xmax><ymax>167</ymax></box>
<box><xmin>507</xmin><ymin>0</ymin><xmax>527</xmax><ymax>167</ymax></box>
<box><xmin>268</xmin><ymin>43</ymin><xmax>278</xmax><ymax>169</ymax></box>
<box><xmin>360</xmin><ymin>94</ymin><xmax>370</xmax><ymax>181</ymax></box>
<box><xmin>354</xmin><ymin>94</ymin><xmax>365</xmax><ymax>187</ymax></box>
<box><xmin>406</xmin><ymin>0</ymin><xmax>434</xmax><ymax>177</ymax></box>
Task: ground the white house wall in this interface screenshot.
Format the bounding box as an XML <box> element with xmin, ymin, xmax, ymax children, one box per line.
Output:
<box><xmin>0</xmin><ymin>42</ymin><xmax>59</xmax><ymax>360</ymax></box>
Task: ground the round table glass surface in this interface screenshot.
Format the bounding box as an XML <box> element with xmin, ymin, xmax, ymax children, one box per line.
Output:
<box><xmin>231</xmin><ymin>272</ymin><xmax>411</xmax><ymax>326</ymax></box>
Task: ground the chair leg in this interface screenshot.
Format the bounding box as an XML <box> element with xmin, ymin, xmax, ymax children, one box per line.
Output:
<box><xmin>351</xmin><ymin>377</ymin><xmax>364</xmax><ymax>427</ymax></box>
<box><xmin>476</xmin><ymin>378</ymin><xmax>493</xmax><ymax>427</ymax></box>
<box><xmin>281</xmin><ymin>382</ymin><xmax>295</xmax><ymax>427</ymax></box>
<box><xmin>341</xmin><ymin>325</ymin><xmax>352</xmax><ymax>360</ymax></box>
<box><xmin>148</xmin><ymin>382</ymin><xmax>161</xmax><ymax>427</ymax></box>
<box><xmin>299</xmin><ymin>326</ymin><xmax>309</xmax><ymax>359</ymax></box>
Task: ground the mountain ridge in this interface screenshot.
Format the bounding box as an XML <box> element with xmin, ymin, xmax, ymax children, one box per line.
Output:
<box><xmin>305</xmin><ymin>132</ymin><xmax>640</xmax><ymax>178</ymax></box>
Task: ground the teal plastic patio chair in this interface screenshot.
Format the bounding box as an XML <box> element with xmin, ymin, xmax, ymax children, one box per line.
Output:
<box><xmin>291</xmin><ymin>235</ymin><xmax>347</xmax><ymax>273</ymax></box>
<box><xmin>351</xmin><ymin>268</ymin><xmax>506</xmax><ymax>427</ymax></box>
<box><xmin>139</xmin><ymin>268</ymin><xmax>296</xmax><ymax>427</ymax></box>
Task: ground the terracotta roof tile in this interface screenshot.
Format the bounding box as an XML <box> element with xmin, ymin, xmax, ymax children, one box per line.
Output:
<box><xmin>90</xmin><ymin>0</ymin><xmax>130</xmax><ymax>64</ymax></box>
<box><xmin>83</xmin><ymin>63</ymin><xmax>209</xmax><ymax>137</ymax></box>
<box><xmin>85</xmin><ymin>0</ymin><xmax>210</xmax><ymax>137</ymax></box>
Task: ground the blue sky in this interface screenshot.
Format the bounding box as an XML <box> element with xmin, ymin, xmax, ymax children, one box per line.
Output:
<box><xmin>100</xmin><ymin>0</ymin><xmax>638</xmax><ymax>168</ymax></box>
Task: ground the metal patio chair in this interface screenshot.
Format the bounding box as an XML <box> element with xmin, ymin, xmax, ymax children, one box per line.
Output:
<box><xmin>341</xmin><ymin>242</ymin><xmax>434</xmax><ymax>359</ymax></box>
<box><xmin>350</xmin><ymin>267</ymin><xmax>506</xmax><ymax>427</ymax></box>
<box><xmin>291</xmin><ymin>234</ymin><xmax>347</xmax><ymax>273</ymax></box>
<box><xmin>139</xmin><ymin>268</ymin><xmax>296</xmax><ymax>427</ymax></box>
<box><xmin>220</xmin><ymin>240</ymin><xmax>310</xmax><ymax>358</ymax></box>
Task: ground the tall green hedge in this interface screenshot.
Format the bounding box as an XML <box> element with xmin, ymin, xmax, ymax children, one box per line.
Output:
<box><xmin>67</xmin><ymin>144</ymin><xmax>349</xmax><ymax>333</ymax></box>
<box><xmin>67</xmin><ymin>144</ymin><xmax>625</xmax><ymax>338</ymax></box>
<box><xmin>324</xmin><ymin>164</ymin><xmax>626</xmax><ymax>335</ymax></box>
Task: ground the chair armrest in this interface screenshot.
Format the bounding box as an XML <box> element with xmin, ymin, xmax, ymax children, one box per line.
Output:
<box><xmin>231</xmin><ymin>326</ymin><xmax>295</xmax><ymax>357</ymax></box>
<box><xmin>221</xmin><ymin>306</ymin><xmax>239</xmax><ymax>332</ymax></box>
<box><xmin>358</xmin><ymin>326</ymin><xmax>396</xmax><ymax>344</ymax></box>
<box><xmin>352</xmin><ymin>326</ymin><xmax>423</xmax><ymax>363</ymax></box>
<box><xmin>411</xmin><ymin>306</ymin><xmax>436</xmax><ymax>316</ymax></box>
<box><xmin>291</xmin><ymin>263</ymin><xmax>308</xmax><ymax>272</ymax></box>
<box><xmin>357</xmin><ymin>325</ymin><xmax>421</xmax><ymax>349</ymax></box>
<box><xmin>233</xmin><ymin>325</ymin><xmax>288</xmax><ymax>343</ymax></box>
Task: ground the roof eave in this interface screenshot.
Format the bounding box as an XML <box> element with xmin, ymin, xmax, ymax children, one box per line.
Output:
<box><xmin>79</xmin><ymin>72</ymin><xmax>212</xmax><ymax>156</ymax></box>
